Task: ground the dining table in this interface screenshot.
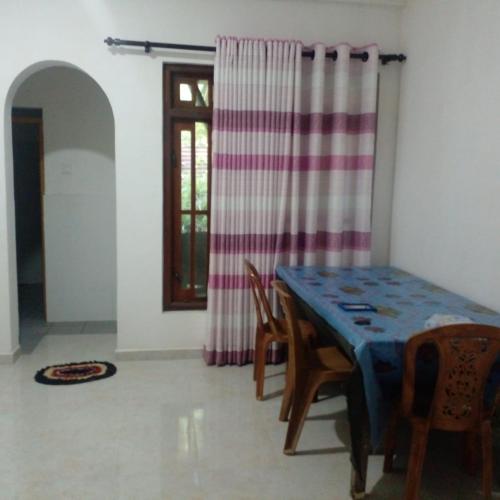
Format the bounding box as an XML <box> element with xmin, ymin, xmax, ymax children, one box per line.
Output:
<box><xmin>275</xmin><ymin>265</ymin><xmax>500</xmax><ymax>499</ymax></box>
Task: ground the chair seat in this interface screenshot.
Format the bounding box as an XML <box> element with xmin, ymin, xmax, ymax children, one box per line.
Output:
<box><xmin>263</xmin><ymin>318</ymin><xmax>316</xmax><ymax>343</ymax></box>
<box><xmin>310</xmin><ymin>346</ymin><xmax>353</xmax><ymax>374</ymax></box>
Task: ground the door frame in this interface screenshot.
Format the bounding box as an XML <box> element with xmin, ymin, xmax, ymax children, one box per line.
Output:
<box><xmin>11</xmin><ymin>107</ymin><xmax>47</xmax><ymax>321</ymax></box>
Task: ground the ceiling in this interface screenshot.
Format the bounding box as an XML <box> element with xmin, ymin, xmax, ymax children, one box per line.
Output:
<box><xmin>267</xmin><ymin>0</ymin><xmax>408</xmax><ymax>6</ymax></box>
<box><xmin>336</xmin><ymin>0</ymin><xmax>407</xmax><ymax>5</ymax></box>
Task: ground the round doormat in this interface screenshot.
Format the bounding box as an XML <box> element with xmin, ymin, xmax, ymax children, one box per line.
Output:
<box><xmin>34</xmin><ymin>361</ymin><xmax>117</xmax><ymax>385</ymax></box>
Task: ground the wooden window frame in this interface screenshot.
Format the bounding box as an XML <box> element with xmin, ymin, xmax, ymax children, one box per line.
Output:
<box><xmin>163</xmin><ymin>64</ymin><xmax>213</xmax><ymax>311</ymax></box>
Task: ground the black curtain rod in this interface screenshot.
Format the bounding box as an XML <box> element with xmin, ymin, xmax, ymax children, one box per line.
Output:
<box><xmin>104</xmin><ymin>37</ymin><xmax>406</xmax><ymax>65</ymax></box>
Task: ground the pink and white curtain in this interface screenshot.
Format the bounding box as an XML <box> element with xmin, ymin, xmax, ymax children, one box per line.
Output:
<box><xmin>204</xmin><ymin>36</ymin><xmax>379</xmax><ymax>365</ymax></box>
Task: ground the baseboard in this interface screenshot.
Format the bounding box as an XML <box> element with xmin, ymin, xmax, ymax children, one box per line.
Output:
<box><xmin>0</xmin><ymin>345</ymin><xmax>21</xmax><ymax>364</ymax></box>
<box><xmin>115</xmin><ymin>348</ymin><xmax>202</xmax><ymax>361</ymax></box>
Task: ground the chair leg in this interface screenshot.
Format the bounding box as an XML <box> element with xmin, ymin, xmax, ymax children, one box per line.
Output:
<box><xmin>279</xmin><ymin>360</ymin><xmax>293</xmax><ymax>422</ymax></box>
<box><xmin>480</xmin><ymin>420</ymin><xmax>493</xmax><ymax>500</ymax></box>
<box><xmin>462</xmin><ymin>430</ymin><xmax>479</xmax><ymax>476</ymax></box>
<box><xmin>253</xmin><ymin>329</ymin><xmax>259</xmax><ymax>382</ymax></box>
<box><xmin>383</xmin><ymin>407</ymin><xmax>400</xmax><ymax>473</ymax></box>
<box><xmin>283</xmin><ymin>378</ymin><xmax>320</xmax><ymax>455</ymax></box>
<box><xmin>404</xmin><ymin>421</ymin><xmax>429</xmax><ymax>500</ymax></box>
<box><xmin>255</xmin><ymin>337</ymin><xmax>270</xmax><ymax>401</ymax></box>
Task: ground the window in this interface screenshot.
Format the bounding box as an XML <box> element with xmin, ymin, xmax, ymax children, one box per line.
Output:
<box><xmin>163</xmin><ymin>64</ymin><xmax>213</xmax><ymax>310</ymax></box>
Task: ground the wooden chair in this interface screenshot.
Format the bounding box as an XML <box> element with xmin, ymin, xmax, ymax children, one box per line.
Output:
<box><xmin>383</xmin><ymin>324</ymin><xmax>500</xmax><ymax>500</ymax></box>
<box><xmin>272</xmin><ymin>280</ymin><xmax>353</xmax><ymax>455</ymax></box>
<box><xmin>244</xmin><ymin>260</ymin><xmax>316</xmax><ymax>404</ymax></box>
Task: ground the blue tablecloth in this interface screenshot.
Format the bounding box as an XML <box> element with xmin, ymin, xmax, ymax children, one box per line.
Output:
<box><xmin>276</xmin><ymin>266</ymin><xmax>500</xmax><ymax>447</ymax></box>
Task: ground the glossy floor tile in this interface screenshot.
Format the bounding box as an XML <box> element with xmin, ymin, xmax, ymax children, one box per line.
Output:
<box><xmin>2</xmin><ymin>323</ymin><xmax>499</xmax><ymax>498</ymax></box>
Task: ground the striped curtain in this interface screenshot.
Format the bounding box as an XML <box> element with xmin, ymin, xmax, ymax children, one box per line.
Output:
<box><xmin>204</xmin><ymin>36</ymin><xmax>379</xmax><ymax>366</ymax></box>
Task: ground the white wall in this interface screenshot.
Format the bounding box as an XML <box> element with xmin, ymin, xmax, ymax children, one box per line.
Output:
<box><xmin>391</xmin><ymin>0</ymin><xmax>500</xmax><ymax>312</ymax></box>
<box><xmin>13</xmin><ymin>67</ymin><xmax>116</xmax><ymax>322</ymax></box>
<box><xmin>0</xmin><ymin>0</ymin><xmax>403</xmax><ymax>357</ymax></box>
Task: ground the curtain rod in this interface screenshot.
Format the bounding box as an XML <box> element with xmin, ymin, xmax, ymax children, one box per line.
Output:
<box><xmin>104</xmin><ymin>37</ymin><xmax>406</xmax><ymax>65</ymax></box>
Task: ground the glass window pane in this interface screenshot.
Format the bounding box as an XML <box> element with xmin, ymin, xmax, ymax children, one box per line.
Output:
<box><xmin>181</xmin><ymin>214</ymin><xmax>191</xmax><ymax>289</ymax></box>
<box><xmin>195</xmin><ymin>80</ymin><xmax>209</xmax><ymax>107</ymax></box>
<box><xmin>179</xmin><ymin>83</ymin><xmax>192</xmax><ymax>102</ymax></box>
<box><xmin>180</xmin><ymin>129</ymin><xmax>191</xmax><ymax>210</ymax></box>
<box><xmin>194</xmin><ymin>215</ymin><xmax>208</xmax><ymax>297</ymax></box>
<box><xmin>195</xmin><ymin>122</ymin><xmax>208</xmax><ymax>211</ymax></box>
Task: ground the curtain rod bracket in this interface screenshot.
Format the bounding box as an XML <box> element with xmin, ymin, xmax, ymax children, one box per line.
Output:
<box><xmin>380</xmin><ymin>53</ymin><xmax>407</xmax><ymax>65</ymax></box>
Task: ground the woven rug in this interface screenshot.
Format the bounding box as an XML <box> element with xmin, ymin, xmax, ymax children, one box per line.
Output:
<box><xmin>34</xmin><ymin>361</ymin><xmax>117</xmax><ymax>385</ymax></box>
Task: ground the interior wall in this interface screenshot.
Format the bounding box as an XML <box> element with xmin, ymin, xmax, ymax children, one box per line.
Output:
<box><xmin>0</xmin><ymin>0</ymin><xmax>403</xmax><ymax>356</ymax></box>
<box><xmin>391</xmin><ymin>0</ymin><xmax>500</xmax><ymax>312</ymax></box>
<box><xmin>13</xmin><ymin>67</ymin><xmax>116</xmax><ymax>322</ymax></box>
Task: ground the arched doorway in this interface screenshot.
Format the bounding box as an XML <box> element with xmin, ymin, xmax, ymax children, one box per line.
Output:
<box><xmin>6</xmin><ymin>63</ymin><xmax>116</xmax><ymax>353</ymax></box>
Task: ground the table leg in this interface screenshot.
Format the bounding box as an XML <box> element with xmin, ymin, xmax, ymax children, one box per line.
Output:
<box><xmin>347</xmin><ymin>366</ymin><xmax>371</xmax><ymax>499</ymax></box>
<box><xmin>350</xmin><ymin>469</ymin><xmax>366</xmax><ymax>499</ymax></box>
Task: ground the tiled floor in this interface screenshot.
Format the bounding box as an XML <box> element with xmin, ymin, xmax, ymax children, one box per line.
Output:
<box><xmin>3</xmin><ymin>285</ymin><xmax>498</xmax><ymax>499</ymax></box>
<box><xmin>17</xmin><ymin>284</ymin><xmax>116</xmax><ymax>353</ymax></box>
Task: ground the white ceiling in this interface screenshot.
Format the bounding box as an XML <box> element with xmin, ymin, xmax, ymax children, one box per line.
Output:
<box><xmin>267</xmin><ymin>0</ymin><xmax>408</xmax><ymax>6</ymax></box>
<box><xmin>335</xmin><ymin>0</ymin><xmax>407</xmax><ymax>5</ymax></box>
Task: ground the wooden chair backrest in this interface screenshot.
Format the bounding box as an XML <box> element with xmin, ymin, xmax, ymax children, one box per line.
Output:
<box><xmin>272</xmin><ymin>280</ymin><xmax>309</xmax><ymax>387</ymax></box>
<box><xmin>402</xmin><ymin>324</ymin><xmax>500</xmax><ymax>431</ymax></box>
<box><xmin>244</xmin><ymin>260</ymin><xmax>281</xmax><ymax>337</ymax></box>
